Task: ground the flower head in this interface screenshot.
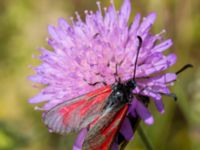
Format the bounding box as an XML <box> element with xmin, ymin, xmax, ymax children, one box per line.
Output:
<box><xmin>29</xmin><ymin>0</ymin><xmax>177</xmax><ymax>149</ymax></box>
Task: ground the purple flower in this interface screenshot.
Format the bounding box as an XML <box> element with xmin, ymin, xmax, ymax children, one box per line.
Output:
<box><xmin>29</xmin><ymin>0</ymin><xmax>177</xmax><ymax>149</ymax></box>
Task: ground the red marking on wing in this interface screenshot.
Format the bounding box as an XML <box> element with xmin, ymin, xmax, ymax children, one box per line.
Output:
<box><xmin>59</xmin><ymin>99</ymin><xmax>86</xmax><ymax>124</ymax></box>
<box><xmin>89</xmin><ymin>116</ymin><xmax>100</xmax><ymax>129</ymax></box>
<box><xmin>100</xmin><ymin>105</ymin><xmax>128</xmax><ymax>150</ymax></box>
<box><xmin>86</xmin><ymin>86</ymin><xmax>110</xmax><ymax>97</ymax></box>
<box><xmin>82</xmin><ymin>104</ymin><xmax>129</xmax><ymax>150</ymax></box>
<box><xmin>80</xmin><ymin>91</ymin><xmax>110</xmax><ymax>116</ymax></box>
<box><xmin>101</xmin><ymin>131</ymin><xmax>116</xmax><ymax>150</ymax></box>
<box><xmin>44</xmin><ymin>85</ymin><xmax>112</xmax><ymax>134</ymax></box>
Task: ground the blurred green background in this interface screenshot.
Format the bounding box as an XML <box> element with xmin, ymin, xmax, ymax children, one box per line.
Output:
<box><xmin>0</xmin><ymin>0</ymin><xmax>199</xmax><ymax>150</ymax></box>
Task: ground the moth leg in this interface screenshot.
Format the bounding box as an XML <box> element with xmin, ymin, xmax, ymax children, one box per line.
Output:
<box><xmin>83</xmin><ymin>78</ymin><xmax>107</xmax><ymax>86</ymax></box>
<box><xmin>114</xmin><ymin>63</ymin><xmax>120</xmax><ymax>82</ymax></box>
<box><xmin>163</xmin><ymin>93</ymin><xmax>177</xmax><ymax>101</ymax></box>
<box><xmin>176</xmin><ymin>64</ymin><xmax>193</xmax><ymax>75</ymax></box>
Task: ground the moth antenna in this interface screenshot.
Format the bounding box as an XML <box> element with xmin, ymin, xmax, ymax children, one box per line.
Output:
<box><xmin>176</xmin><ymin>64</ymin><xmax>193</xmax><ymax>75</ymax></box>
<box><xmin>133</xmin><ymin>36</ymin><xmax>143</xmax><ymax>80</ymax></box>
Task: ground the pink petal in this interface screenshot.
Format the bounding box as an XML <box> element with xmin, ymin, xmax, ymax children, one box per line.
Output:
<box><xmin>73</xmin><ymin>128</ymin><xmax>88</xmax><ymax>150</ymax></box>
<box><xmin>29</xmin><ymin>92</ymin><xmax>52</xmax><ymax>103</ymax></box>
<box><xmin>135</xmin><ymin>100</ymin><xmax>154</xmax><ymax>125</ymax></box>
<box><xmin>153</xmin><ymin>39</ymin><xmax>173</xmax><ymax>52</ymax></box>
<box><xmin>48</xmin><ymin>25</ymin><xmax>59</xmax><ymax>41</ymax></box>
<box><xmin>129</xmin><ymin>13</ymin><xmax>141</xmax><ymax>34</ymax></box>
<box><xmin>154</xmin><ymin>100</ymin><xmax>165</xmax><ymax>114</ymax></box>
<box><xmin>119</xmin><ymin>118</ymin><xmax>134</xmax><ymax>141</ymax></box>
<box><xmin>119</xmin><ymin>0</ymin><xmax>131</xmax><ymax>27</ymax></box>
<box><xmin>152</xmin><ymin>73</ymin><xmax>177</xmax><ymax>83</ymax></box>
<box><xmin>58</xmin><ymin>18</ymin><xmax>70</xmax><ymax>30</ymax></box>
<box><xmin>138</xmin><ymin>13</ymin><xmax>157</xmax><ymax>36</ymax></box>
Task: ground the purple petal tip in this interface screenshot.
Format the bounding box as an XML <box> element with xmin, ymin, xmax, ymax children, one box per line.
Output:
<box><xmin>144</xmin><ymin>116</ymin><xmax>154</xmax><ymax>125</ymax></box>
<box><xmin>160</xmin><ymin>109</ymin><xmax>165</xmax><ymax>114</ymax></box>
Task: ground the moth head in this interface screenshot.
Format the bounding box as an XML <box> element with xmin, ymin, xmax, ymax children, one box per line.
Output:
<box><xmin>126</xmin><ymin>79</ymin><xmax>137</xmax><ymax>90</ymax></box>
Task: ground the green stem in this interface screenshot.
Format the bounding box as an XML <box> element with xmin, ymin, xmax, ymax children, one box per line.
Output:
<box><xmin>138</xmin><ymin>125</ymin><xmax>154</xmax><ymax>150</ymax></box>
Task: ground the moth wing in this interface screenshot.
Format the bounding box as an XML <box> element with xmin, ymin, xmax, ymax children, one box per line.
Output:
<box><xmin>83</xmin><ymin>104</ymin><xmax>129</xmax><ymax>150</ymax></box>
<box><xmin>43</xmin><ymin>85</ymin><xmax>112</xmax><ymax>134</ymax></box>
